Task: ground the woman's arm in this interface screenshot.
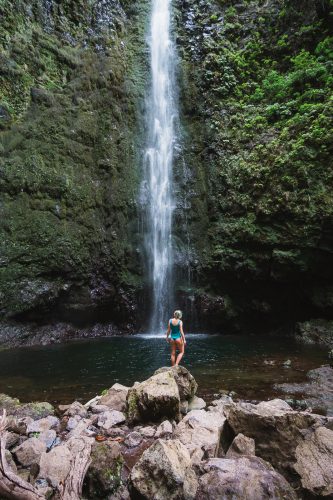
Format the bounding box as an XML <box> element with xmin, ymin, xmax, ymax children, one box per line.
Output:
<box><xmin>180</xmin><ymin>321</ymin><xmax>186</xmax><ymax>344</ymax></box>
<box><xmin>166</xmin><ymin>321</ymin><xmax>171</xmax><ymax>342</ymax></box>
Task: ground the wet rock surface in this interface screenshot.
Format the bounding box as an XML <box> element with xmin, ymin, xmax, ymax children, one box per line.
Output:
<box><xmin>276</xmin><ymin>365</ymin><xmax>333</xmax><ymax>416</ymax></box>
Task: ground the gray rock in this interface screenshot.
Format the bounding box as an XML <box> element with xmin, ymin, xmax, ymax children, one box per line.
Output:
<box><xmin>175</xmin><ymin>409</ymin><xmax>226</xmax><ymax>464</ymax></box>
<box><xmin>127</xmin><ymin>370</ymin><xmax>180</xmax><ymax>423</ymax></box>
<box><xmin>226</xmin><ymin>433</ymin><xmax>255</xmax><ymax>458</ymax></box>
<box><xmin>188</xmin><ymin>396</ymin><xmax>206</xmax><ymax>412</ymax></box>
<box><xmin>6</xmin><ymin>416</ymin><xmax>33</xmax><ymax>435</ymax></box>
<box><xmin>294</xmin><ymin>426</ymin><xmax>333</xmax><ymax>497</ymax></box>
<box><xmin>97</xmin><ymin>410</ymin><xmax>126</xmax><ymax>431</ymax></box>
<box><xmin>124</xmin><ymin>431</ymin><xmax>143</xmax><ymax>448</ymax></box>
<box><xmin>66</xmin><ymin>415</ymin><xmax>81</xmax><ymax>431</ymax></box>
<box><xmin>85</xmin><ymin>441</ymin><xmax>123</xmax><ymax>498</ymax></box>
<box><xmin>5</xmin><ymin>450</ymin><xmax>17</xmax><ymax>473</ymax></box>
<box><xmin>38</xmin><ymin>429</ymin><xmax>57</xmax><ymax>450</ymax></box>
<box><xmin>65</xmin><ymin>401</ymin><xmax>88</xmax><ymax>418</ymax></box>
<box><xmin>5</xmin><ymin>432</ymin><xmax>20</xmax><ymax>449</ymax></box>
<box><xmin>39</xmin><ymin>444</ymin><xmax>72</xmax><ymax>487</ymax></box>
<box><xmin>99</xmin><ymin>383</ymin><xmax>129</xmax><ymax>412</ymax></box>
<box><xmin>154</xmin><ymin>366</ymin><xmax>198</xmax><ymax>401</ymax></box>
<box><xmin>13</xmin><ymin>437</ymin><xmax>46</xmax><ymax>466</ymax></box>
<box><xmin>27</xmin><ymin>415</ymin><xmax>59</xmax><ymax>434</ymax></box>
<box><xmin>140</xmin><ymin>425</ymin><xmax>156</xmax><ymax>438</ymax></box>
<box><xmin>130</xmin><ymin>439</ymin><xmax>198</xmax><ymax>499</ymax></box>
<box><xmin>155</xmin><ymin>420</ymin><xmax>173</xmax><ymax>438</ymax></box>
<box><xmin>276</xmin><ymin>365</ymin><xmax>333</xmax><ymax>416</ymax></box>
<box><xmin>90</xmin><ymin>404</ymin><xmax>111</xmax><ymax>414</ymax></box>
<box><xmin>196</xmin><ymin>457</ymin><xmax>297</xmax><ymax>499</ymax></box>
<box><xmin>224</xmin><ymin>398</ymin><xmax>330</xmax><ymax>484</ymax></box>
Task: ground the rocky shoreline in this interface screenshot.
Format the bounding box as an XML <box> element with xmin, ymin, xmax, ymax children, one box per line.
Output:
<box><xmin>1</xmin><ymin>366</ymin><xmax>333</xmax><ymax>499</ymax></box>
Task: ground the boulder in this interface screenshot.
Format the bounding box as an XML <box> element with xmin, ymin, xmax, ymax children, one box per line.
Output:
<box><xmin>224</xmin><ymin>398</ymin><xmax>329</xmax><ymax>482</ymax></box>
<box><xmin>66</xmin><ymin>415</ymin><xmax>81</xmax><ymax>431</ymax></box>
<box><xmin>0</xmin><ymin>394</ymin><xmax>54</xmax><ymax>419</ymax></box>
<box><xmin>124</xmin><ymin>431</ymin><xmax>143</xmax><ymax>448</ymax></box>
<box><xmin>188</xmin><ymin>396</ymin><xmax>206</xmax><ymax>412</ymax></box>
<box><xmin>276</xmin><ymin>365</ymin><xmax>333</xmax><ymax>416</ymax></box>
<box><xmin>196</xmin><ymin>457</ymin><xmax>297</xmax><ymax>499</ymax></box>
<box><xmin>5</xmin><ymin>450</ymin><xmax>17</xmax><ymax>474</ymax></box>
<box><xmin>65</xmin><ymin>401</ymin><xmax>88</xmax><ymax>418</ymax></box>
<box><xmin>175</xmin><ymin>409</ymin><xmax>226</xmax><ymax>463</ymax></box>
<box><xmin>38</xmin><ymin>429</ymin><xmax>57</xmax><ymax>450</ymax></box>
<box><xmin>154</xmin><ymin>366</ymin><xmax>197</xmax><ymax>401</ymax></box>
<box><xmin>226</xmin><ymin>433</ymin><xmax>255</xmax><ymax>458</ymax></box>
<box><xmin>99</xmin><ymin>383</ymin><xmax>129</xmax><ymax>412</ymax></box>
<box><xmin>13</xmin><ymin>437</ymin><xmax>46</xmax><ymax>466</ymax></box>
<box><xmin>5</xmin><ymin>432</ymin><xmax>20</xmax><ymax>449</ymax></box>
<box><xmin>155</xmin><ymin>420</ymin><xmax>173</xmax><ymax>438</ymax></box>
<box><xmin>90</xmin><ymin>404</ymin><xmax>110</xmax><ymax>414</ymax></box>
<box><xmin>127</xmin><ymin>371</ymin><xmax>180</xmax><ymax>423</ymax></box>
<box><xmin>140</xmin><ymin>425</ymin><xmax>156</xmax><ymax>438</ymax></box>
<box><xmin>84</xmin><ymin>441</ymin><xmax>123</xmax><ymax>498</ymax></box>
<box><xmin>294</xmin><ymin>426</ymin><xmax>333</xmax><ymax>497</ymax></box>
<box><xmin>97</xmin><ymin>410</ymin><xmax>126</xmax><ymax>432</ymax></box>
<box><xmin>39</xmin><ymin>444</ymin><xmax>72</xmax><ymax>487</ymax></box>
<box><xmin>26</xmin><ymin>415</ymin><xmax>59</xmax><ymax>434</ymax></box>
<box><xmin>130</xmin><ymin>439</ymin><xmax>198</xmax><ymax>500</ymax></box>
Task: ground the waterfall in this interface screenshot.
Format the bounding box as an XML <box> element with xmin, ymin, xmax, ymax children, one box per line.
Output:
<box><xmin>144</xmin><ymin>0</ymin><xmax>177</xmax><ymax>332</ymax></box>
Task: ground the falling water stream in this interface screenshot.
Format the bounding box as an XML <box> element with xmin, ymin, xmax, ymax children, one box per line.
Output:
<box><xmin>144</xmin><ymin>0</ymin><xmax>177</xmax><ymax>332</ymax></box>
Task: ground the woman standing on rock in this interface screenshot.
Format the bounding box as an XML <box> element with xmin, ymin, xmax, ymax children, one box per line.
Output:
<box><xmin>166</xmin><ymin>310</ymin><xmax>186</xmax><ymax>366</ymax></box>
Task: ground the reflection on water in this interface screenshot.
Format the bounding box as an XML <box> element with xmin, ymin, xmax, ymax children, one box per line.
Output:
<box><xmin>0</xmin><ymin>334</ymin><xmax>327</xmax><ymax>405</ymax></box>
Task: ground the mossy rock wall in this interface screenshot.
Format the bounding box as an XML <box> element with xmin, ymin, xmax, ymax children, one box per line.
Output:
<box><xmin>0</xmin><ymin>0</ymin><xmax>150</xmax><ymax>331</ymax></box>
<box><xmin>173</xmin><ymin>0</ymin><xmax>333</xmax><ymax>331</ymax></box>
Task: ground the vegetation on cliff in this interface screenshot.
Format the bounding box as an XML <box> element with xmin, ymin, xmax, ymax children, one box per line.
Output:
<box><xmin>175</xmin><ymin>0</ymin><xmax>333</xmax><ymax>329</ymax></box>
<box><xmin>0</xmin><ymin>0</ymin><xmax>148</xmax><ymax>329</ymax></box>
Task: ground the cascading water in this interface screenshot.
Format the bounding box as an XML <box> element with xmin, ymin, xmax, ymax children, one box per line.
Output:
<box><xmin>143</xmin><ymin>0</ymin><xmax>177</xmax><ymax>332</ymax></box>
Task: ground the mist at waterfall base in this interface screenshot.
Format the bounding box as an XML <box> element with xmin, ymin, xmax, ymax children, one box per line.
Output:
<box><xmin>0</xmin><ymin>334</ymin><xmax>326</xmax><ymax>405</ymax></box>
<box><xmin>141</xmin><ymin>0</ymin><xmax>177</xmax><ymax>333</ymax></box>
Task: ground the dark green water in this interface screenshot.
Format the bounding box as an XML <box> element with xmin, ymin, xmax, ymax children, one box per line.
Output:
<box><xmin>0</xmin><ymin>334</ymin><xmax>327</xmax><ymax>405</ymax></box>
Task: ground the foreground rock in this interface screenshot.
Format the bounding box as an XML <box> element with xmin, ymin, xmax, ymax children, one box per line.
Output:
<box><xmin>226</xmin><ymin>433</ymin><xmax>255</xmax><ymax>458</ymax></box>
<box><xmin>13</xmin><ymin>438</ymin><xmax>46</xmax><ymax>466</ymax></box>
<box><xmin>175</xmin><ymin>409</ymin><xmax>226</xmax><ymax>463</ymax></box>
<box><xmin>130</xmin><ymin>439</ymin><xmax>198</xmax><ymax>499</ymax></box>
<box><xmin>294</xmin><ymin>426</ymin><xmax>333</xmax><ymax>497</ymax></box>
<box><xmin>84</xmin><ymin>441</ymin><xmax>123</xmax><ymax>498</ymax></box>
<box><xmin>196</xmin><ymin>457</ymin><xmax>297</xmax><ymax>500</ymax></box>
<box><xmin>276</xmin><ymin>365</ymin><xmax>333</xmax><ymax>416</ymax></box>
<box><xmin>99</xmin><ymin>383</ymin><xmax>129</xmax><ymax>412</ymax></box>
<box><xmin>0</xmin><ymin>394</ymin><xmax>54</xmax><ymax>419</ymax></box>
<box><xmin>224</xmin><ymin>398</ymin><xmax>330</xmax><ymax>485</ymax></box>
<box><xmin>127</xmin><ymin>366</ymin><xmax>197</xmax><ymax>423</ymax></box>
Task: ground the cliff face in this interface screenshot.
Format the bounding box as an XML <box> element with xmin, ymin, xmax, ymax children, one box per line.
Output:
<box><xmin>0</xmin><ymin>0</ymin><xmax>149</xmax><ymax>337</ymax></box>
<box><xmin>174</xmin><ymin>0</ymin><xmax>333</xmax><ymax>331</ymax></box>
<box><xmin>1</xmin><ymin>0</ymin><xmax>333</xmax><ymax>342</ymax></box>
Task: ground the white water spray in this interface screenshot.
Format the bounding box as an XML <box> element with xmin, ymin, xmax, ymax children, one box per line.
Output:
<box><xmin>144</xmin><ymin>0</ymin><xmax>177</xmax><ymax>332</ymax></box>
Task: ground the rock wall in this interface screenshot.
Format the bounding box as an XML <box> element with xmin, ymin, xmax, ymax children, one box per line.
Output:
<box><xmin>173</xmin><ymin>0</ymin><xmax>333</xmax><ymax>331</ymax></box>
<box><xmin>1</xmin><ymin>0</ymin><xmax>333</xmax><ymax>342</ymax></box>
<box><xmin>0</xmin><ymin>0</ymin><xmax>150</xmax><ymax>337</ymax></box>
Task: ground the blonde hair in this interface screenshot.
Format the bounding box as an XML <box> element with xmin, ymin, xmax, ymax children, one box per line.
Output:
<box><xmin>174</xmin><ymin>310</ymin><xmax>182</xmax><ymax>319</ymax></box>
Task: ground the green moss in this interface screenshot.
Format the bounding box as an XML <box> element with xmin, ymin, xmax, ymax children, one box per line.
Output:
<box><xmin>0</xmin><ymin>0</ymin><xmax>149</xmax><ymax>324</ymax></box>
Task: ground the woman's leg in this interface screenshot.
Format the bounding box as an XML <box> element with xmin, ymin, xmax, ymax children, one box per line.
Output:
<box><xmin>175</xmin><ymin>339</ymin><xmax>185</xmax><ymax>365</ymax></box>
<box><xmin>170</xmin><ymin>340</ymin><xmax>176</xmax><ymax>366</ymax></box>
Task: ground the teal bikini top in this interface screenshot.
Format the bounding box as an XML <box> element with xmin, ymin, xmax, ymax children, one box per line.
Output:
<box><xmin>170</xmin><ymin>319</ymin><xmax>181</xmax><ymax>338</ymax></box>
